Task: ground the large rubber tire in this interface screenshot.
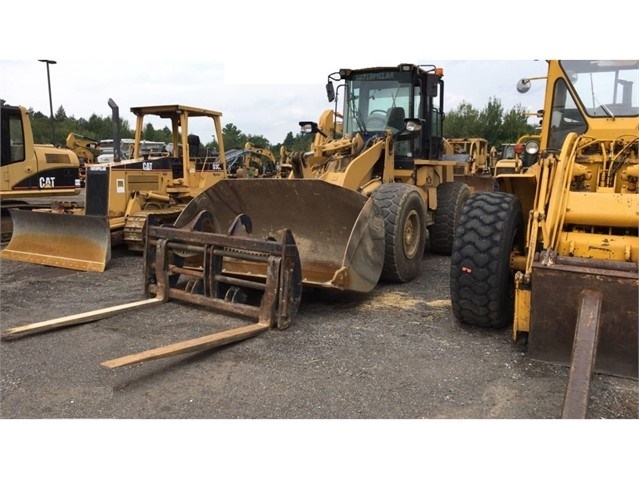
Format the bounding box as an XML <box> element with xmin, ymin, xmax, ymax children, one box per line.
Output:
<box><xmin>372</xmin><ymin>183</ymin><xmax>427</xmax><ymax>283</ymax></box>
<box><xmin>428</xmin><ymin>181</ymin><xmax>471</xmax><ymax>255</ymax></box>
<box><xmin>449</xmin><ymin>192</ymin><xmax>524</xmax><ymax>328</ymax></box>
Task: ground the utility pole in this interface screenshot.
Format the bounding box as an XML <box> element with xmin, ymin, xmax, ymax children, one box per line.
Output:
<box><xmin>38</xmin><ymin>59</ymin><xmax>57</xmax><ymax>144</ymax></box>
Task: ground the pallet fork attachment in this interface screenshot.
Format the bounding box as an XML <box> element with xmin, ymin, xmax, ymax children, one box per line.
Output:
<box><xmin>561</xmin><ymin>290</ymin><xmax>603</xmax><ymax>419</ymax></box>
<box><xmin>529</xmin><ymin>255</ymin><xmax>638</xmax><ymax>418</ymax></box>
<box><xmin>1</xmin><ymin>213</ymin><xmax>303</xmax><ymax>369</ymax></box>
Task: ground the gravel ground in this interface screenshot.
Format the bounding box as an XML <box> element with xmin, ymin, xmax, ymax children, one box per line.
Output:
<box><xmin>1</xmin><ymin>241</ymin><xmax>636</xmax><ymax>420</ymax></box>
<box><xmin>1</xmin><ymin>232</ymin><xmax>637</xmax><ymax>478</ymax></box>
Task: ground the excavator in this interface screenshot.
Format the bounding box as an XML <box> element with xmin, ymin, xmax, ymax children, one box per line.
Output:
<box><xmin>1</xmin><ymin>104</ymin><xmax>81</xmax><ymax>242</ymax></box>
<box><xmin>65</xmin><ymin>132</ymin><xmax>99</xmax><ymax>185</ymax></box>
<box><xmin>450</xmin><ymin>60</ymin><xmax>638</xmax><ymax>418</ymax></box>
<box><xmin>0</xmin><ymin>102</ymin><xmax>227</xmax><ymax>272</ymax></box>
<box><xmin>1</xmin><ymin>63</ymin><xmax>472</xmax><ymax>369</ymax></box>
<box><xmin>227</xmin><ymin>141</ymin><xmax>278</xmax><ymax>178</ymax></box>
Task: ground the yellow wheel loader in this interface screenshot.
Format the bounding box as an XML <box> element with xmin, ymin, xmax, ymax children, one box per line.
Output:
<box><xmin>492</xmin><ymin>134</ymin><xmax>541</xmax><ymax>176</ymax></box>
<box><xmin>0</xmin><ymin>104</ymin><xmax>82</xmax><ymax>242</ymax></box>
<box><xmin>1</xmin><ymin>64</ymin><xmax>472</xmax><ymax>369</ymax></box>
<box><xmin>450</xmin><ymin>60</ymin><xmax>639</xmax><ymax>418</ymax></box>
<box><xmin>171</xmin><ymin>63</ymin><xmax>471</xmax><ymax>293</ymax></box>
<box><xmin>0</xmin><ymin>103</ymin><xmax>227</xmax><ymax>272</ymax></box>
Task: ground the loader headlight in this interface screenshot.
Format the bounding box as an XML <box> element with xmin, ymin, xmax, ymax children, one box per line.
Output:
<box><xmin>525</xmin><ymin>141</ymin><xmax>540</xmax><ymax>155</ymax></box>
<box><xmin>404</xmin><ymin>119</ymin><xmax>422</xmax><ymax>132</ymax></box>
<box><xmin>299</xmin><ymin>121</ymin><xmax>317</xmax><ymax>134</ymax></box>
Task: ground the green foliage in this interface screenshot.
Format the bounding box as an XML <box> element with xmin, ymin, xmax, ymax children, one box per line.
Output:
<box><xmin>280</xmin><ymin>130</ymin><xmax>312</xmax><ymax>152</ymax></box>
<box><xmin>2</xmin><ymin>95</ymin><xmax>535</xmax><ymax>155</ymax></box>
<box><xmin>444</xmin><ymin>98</ymin><xmax>536</xmax><ymax>148</ymax></box>
<box><xmin>222</xmin><ymin>123</ymin><xmax>245</xmax><ymax>150</ymax></box>
<box><xmin>25</xmin><ymin>107</ymin><xmax>134</xmax><ymax>146</ymax></box>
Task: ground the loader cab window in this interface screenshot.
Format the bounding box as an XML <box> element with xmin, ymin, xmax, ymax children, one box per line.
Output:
<box><xmin>343</xmin><ymin>70</ymin><xmax>426</xmax><ymax>162</ymax></box>
<box><xmin>343</xmin><ymin>72</ymin><xmax>413</xmax><ymax>137</ymax></box>
<box><xmin>1</xmin><ymin>109</ymin><xmax>25</xmax><ymax>166</ymax></box>
<box><xmin>548</xmin><ymin>78</ymin><xmax>587</xmax><ymax>150</ymax></box>
<box><xmin>561</xmin><ymin>60</ymin><xmax>639</xmax><ymax>117</ymax></box>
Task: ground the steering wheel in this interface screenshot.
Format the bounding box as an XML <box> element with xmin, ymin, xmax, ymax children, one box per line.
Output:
<box><xmin>366</xmin><ymin>110</ymin><xmax>387</xmax><ymax>130</ymax></box>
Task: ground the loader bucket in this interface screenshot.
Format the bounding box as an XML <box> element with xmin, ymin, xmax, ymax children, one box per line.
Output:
<box><xmin>528</xmin><ymin>256</ymin><xmax>638</xmax><ymax>379</ymax></box>
<box><xmin>174</xmin><ymin>179</ymin><xmax>386</xmax><ymax>292</ymax></box>
<box><xmin>0</xmin><ymin>209</ymin><xmax>111</xmax><ymax>272</ymax></box>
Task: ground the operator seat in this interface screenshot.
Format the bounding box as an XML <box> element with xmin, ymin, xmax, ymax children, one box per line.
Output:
<box><xmin>386</xmin><ymin>107</ymin><xmax>405</xmax><ymax>131</ymax></box>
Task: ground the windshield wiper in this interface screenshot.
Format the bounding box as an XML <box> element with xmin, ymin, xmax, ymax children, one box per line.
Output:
<box><xmin>349</xmin><ymin>97</ymin><xmax>368</xmax><ymax>135</ymax></box>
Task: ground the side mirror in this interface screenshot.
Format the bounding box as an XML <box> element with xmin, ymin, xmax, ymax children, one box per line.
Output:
<box><xmin>326</xmin><ymin>81</ymin><xmax>335</xmax><ymax>103</ymax></box>
<box><xmin>516</xmin><ymin>78</ymin><xmax>531</xmax><ymax>94</ymax></box>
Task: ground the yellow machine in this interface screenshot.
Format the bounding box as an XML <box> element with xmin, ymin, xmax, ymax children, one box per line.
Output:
<box><xmin>0</xmin><ymin>104</ymin><xmax>227</xmax><ymax>272</ymax></box>
<box><xmin>444</xmin><ymin>137</ymin><xmax>494</xmax><ymax>191</ymax></box>
<box><xmin>175</xmin><ymin>63</ymin><xmax>471</xmax><ymax>291</ymax></box>
<box><xmin>1</xmin><ymin>105</ymin><xmax>81</xmax><ymax>242</ymax></box>
<box><xmin>65</xmin><ymin>132</ymin><xmax>99</xmax><ymax>184</ymax></box>
<box><xmin>492</xmin><ymin>134</ymin><xmax>541</xmax><ymax>176</ymax></box>
<box><xmin>449</xmin><ymin>60</ymin><xmax>638</xmax><ymax>417</ymax></box>
<box><xmin>1</xmin><ymin>64</ymin><xmax>472</xmax><ymax>369</ymax></box>
<box><xmin>227</xmin><ymin>141</ymin><xmax>278</xmax><ymax>178</ymax></box>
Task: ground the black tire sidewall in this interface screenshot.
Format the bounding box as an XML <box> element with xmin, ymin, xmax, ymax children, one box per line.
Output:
<box><xmin>429</xmin><ymin>181</ymin><xmax>471</xmax><ymax>255</ymax></box>
<box><xmin>450</xmin><ymin>192</ymin><xmax>523</xmax><ymax>328</ymax></box>
<box><xmin>373</xmin><ymin>183</ymin><xmax>427</xmax><ymax>283</ymax></box>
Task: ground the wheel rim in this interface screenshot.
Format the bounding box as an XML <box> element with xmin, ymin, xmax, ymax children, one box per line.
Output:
<box><xmin>403</xmin><ymin>210</ymin><xmax>420</xmax><ymax>259</ymax></box>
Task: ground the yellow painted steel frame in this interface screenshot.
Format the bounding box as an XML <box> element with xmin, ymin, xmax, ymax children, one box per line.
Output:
<box><xmin>511</xmin><ymin>130</ymin><xmax>639</xmax><ymax>340</ymax></box>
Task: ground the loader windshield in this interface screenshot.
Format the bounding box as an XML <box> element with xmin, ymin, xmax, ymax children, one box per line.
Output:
<box><xmin>343</xmin><ymin>71</ymin><xmax>413</xmax><ymax>136</ymax></box>
<box><xmin>561</xmin><ymin>60</ymin><xmax>639</xmax><ymax>117</ymax></box>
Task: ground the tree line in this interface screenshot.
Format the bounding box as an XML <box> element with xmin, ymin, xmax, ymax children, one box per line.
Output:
<box><xmin>1</xmin><ymin>97</ymin><xmax>536</xmax><ymax>158</ymax></box>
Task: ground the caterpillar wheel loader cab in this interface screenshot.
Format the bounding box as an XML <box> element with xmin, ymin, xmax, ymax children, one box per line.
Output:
<box><xmin>450</xmin><ymin>60</ymin><xmax>639</xmax><ymax>417</ymax></box>
<box><xmin>0</xmin><ymin>103</ymin><xmax>227</xmax><ymax>272</ymax></box>
<box><xmin>0</xmin><ymin>105</ymin><xmax>81</xmax><ymax>242</ymax></box>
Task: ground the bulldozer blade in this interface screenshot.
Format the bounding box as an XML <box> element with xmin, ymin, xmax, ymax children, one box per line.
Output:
<box><xmin>528</xmin><ymin>257</ymin><xmax>638</xmax><ymax>379</ymax></box>
<box><xmin>0</xmin><ymin>209</ymin><xmax>111</xmax><ymax>272</ymax></box>
<box><xmin>174</xmin><ymin>179</ymin><xmax>386</xmax><ymax>292</ymax></box>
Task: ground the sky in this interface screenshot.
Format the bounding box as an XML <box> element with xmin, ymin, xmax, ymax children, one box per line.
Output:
<box><xmin>1</xmin><ymin>58</ymin><xmax>550</xmax><ymax>145</ymax></box>
<box><xmin>2</xmin><ymin>1</ymin><xmax>639</xmax><ymax>479</ymax></box>
<box><xmin>2</xmin><ymin>2</ymin><xmax>637</xmax><ymax>148</ymax></box>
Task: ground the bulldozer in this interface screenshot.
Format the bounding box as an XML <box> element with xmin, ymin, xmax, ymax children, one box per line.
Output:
<box><xmin>0</xmin><ymin>104</ymin><xmax>81</xmax><ymax>242</ymax></box>
<box><xmin>449</xmin><ymin>60</ymin><xmax>639</xmax><ymax>418</ymax></box>
<box><xmin>1</xmin><ymin>63</ymin><xmax>472</xmax><ymax>369</ymax></box>
<box><xmin>0</xmin><ymin>102</ymin><xmax>227</xmax><ymax>272</ymax></box>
